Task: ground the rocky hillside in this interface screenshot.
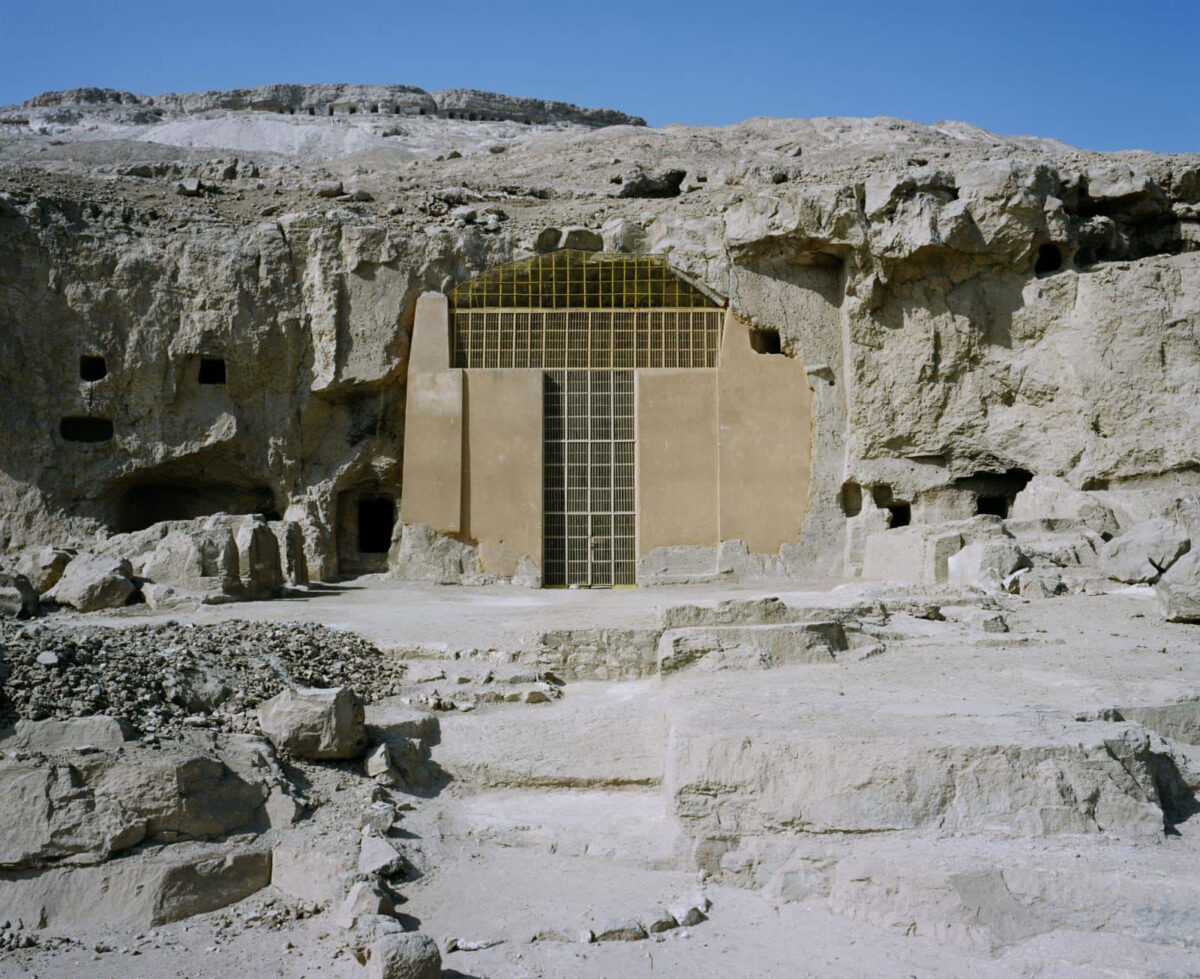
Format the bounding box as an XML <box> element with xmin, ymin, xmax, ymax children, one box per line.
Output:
<box><xmin>0</xmin><ymin>86</ymin><xmax>1198</xmax><ymax>580</ymax></box>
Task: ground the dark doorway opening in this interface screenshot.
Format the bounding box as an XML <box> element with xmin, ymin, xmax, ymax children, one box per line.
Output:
<box><xmin>976</xmin><ymin>495</ymin><xmax>1009</xmax><ymax>518</ymax></box>
<box><xmin>357</xmin><ymin>497</ymin><xmax>395</xmax><ymax>554</ymax></box>
<box><xmin>60</xmin><ymin>417</ymin><xmax>114</xmax><ymax>443</ymax></box>
<box><xmin>887</xmin><ymin>503</ymin><xmax>911</xmax><ymax>528</ymax></box>
<box><xmin>198</xmin><ymin>357</ymin><xmax>227</xmax><ymax>384</ymax></box>
<box><xmin>749</xmin><ymin>327</ymin><xmax>783</xmax><ymax>355</ymax></box>
<box><xmin>80</xmin><ymin>355</ymin><xmax>107</xmax><ymax>381</ymax></box>
<box><xmin>1035</xmin><ymin>244</ymin><xmax>1063</xmax><ymax>275</ymax></box>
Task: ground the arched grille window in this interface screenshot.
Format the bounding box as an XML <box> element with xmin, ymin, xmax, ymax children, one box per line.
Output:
<box><xmin>448</xmin><ymin>251</ymin><xmax>724</xmax><ymax>369</ymax></box>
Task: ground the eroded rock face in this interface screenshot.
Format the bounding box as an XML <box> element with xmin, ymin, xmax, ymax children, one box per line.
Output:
<box><xmin>0</xmin><ymin>93</ymin><xmax>1198</xmax><ymax>584</ymax></box>
<box><xmin>0</xmin><ymin>751</ymin><xmax>266</xmax><ymax>869</ymax></box>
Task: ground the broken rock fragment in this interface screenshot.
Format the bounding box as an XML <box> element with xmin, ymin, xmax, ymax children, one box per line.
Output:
<box><xmin>48</xmin><ymin>553</ymin><xmax>136</xmax><ymax>611</ymax></box>
<box><xmin>256</xmin><ymin>685</ymin><xmax>366</xmax><ymax>759</ymax></box>
<box><xmin>366</xmin><ymin>932</ymin><xmax>441</xmax><ymax>979</ymax></box>
<box><xmin>1099</xmin><ymin>518</ymin><xmax>1190</xmax><ymax>584</ymax></box>
<box><xmin>1156</xmin><ymin>551</ymin><xmax>1200</xmax><ymax>622</ymax></box>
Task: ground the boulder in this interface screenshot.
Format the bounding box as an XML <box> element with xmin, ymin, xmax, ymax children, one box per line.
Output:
<box><xmin>0</xmin><ymin>753</ymin><xmax>266</xmax><ymax>869</ymax></box>
<box><xmin>0</xmin><ymin>569</ymin><xmax>38</xmax><ymax>618</ymax></box>
<box><xmin>14</xmin><ymin>547</ymin><xmax>71</xmax><ymax>594</ymax></box>
<box><xmin>1099</xmin><ymin>517</ymin><xmax>1190</xmax><ymax>583</ymax></box>
<box><xmin>1156</xmin><ymin>551</ymin><xmax>1200</xmax><ymax>622</ymax></box>
<box><xmin>947</xmin><ymin>538</ymin><xmax>1029</xmax><ymax>592</ymax></box>
<box><xmin>257</xmin><ymin>686</ymin><xmax>366</xmax><ymax>759</ymax></box>
<box><xmin>1007</xmin><ymin>475</ymin><xmax>1119</xmax><ymax>536</ymax></box>
<box><xmin>47</xmin><ymin>553</ymin><xmax>136</xmax><ymax>611</ymax></box>
<box><xmin>534</xmin><ymin>226</ymin><xmax>561</xmax><ymax>253</ymax></box>
<box><xmin>142</xmin><ymin>526</ymin><xmax>240</xmax><ymax>593</ymax></box>
<box><xmin>593</xmin><ymin>919</ymin><xmax>648</xmax><ymax>942</ymax></box>
<box><xmin>615</xmin><ymin>166</ymin><xmax>686</xmax><ymax>199</ymax></box>
<box><xmin>366</xmin><ymin>933</ymin><xmax>441</xmax><ymax>979</ymax></box>
<box><xmin>334</xmin><ymin>880</ymin><xmax>393</xmax><ymax>929</ymax></box>
<box><xmin>558</xmin><ymin>226</ymin><xmax>603</xmax><ymax>251</ymax></box>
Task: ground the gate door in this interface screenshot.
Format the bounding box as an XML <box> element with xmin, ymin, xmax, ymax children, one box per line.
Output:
<box><xmin>543</xmin><ymin>370</ymin><xmax>635</xmax><ymax>586</ymax></box>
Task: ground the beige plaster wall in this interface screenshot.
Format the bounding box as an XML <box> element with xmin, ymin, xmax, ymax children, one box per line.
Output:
<box><xmin>462</xmin><ymin>369</ymin><xmax>543</xmax><ymax>576</ymax></box>
<box><xmin>399</xmin><ymin>293</ymin><xmax>463</xmax><ymax>534</ymax></box>
<box><xmin>399</xmin><ymin>369</ymin><xmax>462</xmax><ymax>534</ymax></box>
<box><xmin>718</xmin><ymin>311</ymin><xmax>813</xmax><ymax>553</ymax></box>
<box><xmin>636</xmin><ymin>370</ymin><xmax>719</xmax><ymax>557</ymax></box>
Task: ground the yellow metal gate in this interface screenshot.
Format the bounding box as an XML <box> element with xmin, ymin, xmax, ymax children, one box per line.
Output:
<box><xmin>543</xmin><ymin>370</ymin><xmax>635</xmax><ymax>586</ymax></box>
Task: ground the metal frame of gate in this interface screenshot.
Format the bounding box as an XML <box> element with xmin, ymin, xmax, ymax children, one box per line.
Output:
<box><xmin>542</xmin><ymin>369</ymin><xmax>635</xmax><ymax>587</ymax></box>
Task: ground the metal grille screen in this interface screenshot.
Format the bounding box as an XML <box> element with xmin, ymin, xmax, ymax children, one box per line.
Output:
<box><xmin>452</xmin><ymin>309</ymin><xmax>723</xmax><ymax>370</ymax></box>
<box><xmin>543</xmin><ymin>370</ymin><xmax>635</xmax><ymax>587</ymax></box>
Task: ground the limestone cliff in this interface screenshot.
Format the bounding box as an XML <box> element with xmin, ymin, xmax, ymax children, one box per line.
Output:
<box><xmin>1</xmin><ymin>94</ymin><xmax>1197</xmax><ymax>578</ymax></box>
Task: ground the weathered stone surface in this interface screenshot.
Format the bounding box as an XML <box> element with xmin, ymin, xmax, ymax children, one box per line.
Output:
<box><xmin>365</xmin><ymin>932</ymin><xmax>441</xmax><ymax>979</ymax></box>
<box><xmin>861</xmin><ymin>527</ymin><xmax>963</xmax><ymax>586</ymax></box>
<box><xmin>13</xmin><ymin>546</ymin><xmax>71</xmax><ymax>594</ymax></box>
<box><xmin>0</xmin><ymin>842</ymin><xmax>270</xmax><ymax>929</ymax></box>
<box><xmin>1</xmin><ymin>715</ymin><xmax>131</xmax><ymax>752</ymax></box>
<box><xmin>947</xmin><ymin>538</ymin><xmax>1029</xmax><ymax>592</ymax></box>
<box><xmin>270</xmin><ymin>519</ymin><xmax>310</xmax><ymax>586</ymax></box>
<box><xmin>257</xmin><ymin>685</ymin><xmax>366</xmax><ymax>759</ymax></box>
<box><xmin>593</xmin><ymin>919</ymin><xmax>648</xmax><ymax>942</ymax></box>
<box><xmin>1100</xmin><ymin>518</ymin><xmax>1190</xmax><ymax>583</ymax></box>
<box><xmin>1156</xmin><ymin>550</ymin><xmax>1200</xmax><ymax>621</ymax></box>
<box><xmin>0</xmin><ymin>569</ymin><xmax>37</xmax><ymax>618</ymax></box>
<box><xmin>271</xmin><ymin>837</ymin><xmax>357</xmax><ymax>905</ymax></box>
<box><xmin>657</xmin><ymin>621</ymin><xmax>846</xmax><ymax>673</ymax></box>
<box><xmin>335</xmin><ymin>880</ymin><xmax>393</xmax><ymax>929</ymax></box>
<box><xmin>0</xmin><ymin>752</ymin><xmax>266</xmax><ymax>869</ymax></box>
<box><xmin>47</xmin><ymin>553</ymin><xmax>135</xmax><ymax>611</ymax></box>
<box><xmin>141</xmin><ymin>524</ymin><xmax>240</xmax><ymax>593</ymax></box>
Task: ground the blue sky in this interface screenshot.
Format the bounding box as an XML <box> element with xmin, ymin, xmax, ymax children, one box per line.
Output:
<box><xmin>1</xmin><ymin>0</ymin><xmax>1196</xmax><ymax>152</ymax></box>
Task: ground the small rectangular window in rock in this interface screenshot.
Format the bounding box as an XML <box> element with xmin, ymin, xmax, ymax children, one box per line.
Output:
<box><xmin>79</xmin><ymin>355</ymin><xmax>107</xmax><ymax>381</ymax></box>
<box><xmin>60</xmin><ymin>417</ymin><xmax>114</xmax><ymax>442</ymax></box>
<box><xmin>198</xmin><ymin>358</ymin><xmax>227</xmax><ymax>384</ymax></box>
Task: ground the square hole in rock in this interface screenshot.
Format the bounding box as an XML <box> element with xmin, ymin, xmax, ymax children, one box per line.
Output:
<box><xmin>79</xmin><ymin>355</ymin><xmax>107</xmax><ymax>381</ymax></box>
<box><xmin>198</xmin><ymin>358</ymin><xmax>227</xmax><ymax>384</ymax></box>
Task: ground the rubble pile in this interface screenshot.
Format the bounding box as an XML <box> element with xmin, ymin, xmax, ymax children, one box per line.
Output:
<box><xmin>0</xmin><ymin>620</ymin><xmax>405</xmax><ymax>734</ymax></box>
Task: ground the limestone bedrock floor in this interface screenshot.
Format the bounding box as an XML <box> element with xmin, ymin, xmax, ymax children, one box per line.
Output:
<box><xmin>14</xmin><ymin>581</ymin><xmax>1200</xmax><ymax>978</ymax></box>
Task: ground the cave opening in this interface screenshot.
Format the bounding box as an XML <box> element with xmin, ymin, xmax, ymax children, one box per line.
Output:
<box><xmin>749</xmin><ymin>327</ymin><xmax>783</xmax><ymax>355</ymax></box>
<box><xmin>841</xmin><ymin>480</ymin><xmax>863</xmax><ymax>517</ymax></box>
<box><xmin>1035</xmin><ymin>243</ymin><xmax>1063</xmax><ymax>275</ymax></box>
<box><xmin>114</xmin><ymin>482</ymin><xmax>277</xmax><ymax>533</ymax></box>
<box><xmin>887</xmin><ymin>503</ymin><xmax>911</xmax><ymax>528</ymax></box>
<box><xmin>198</xmin><ymin>357</ymin><xmax>227</xmax><ymax>384</ymax></box>
<box><xmin>79</xmin><ymin>355</ymin><xmax>107</xmax><ymax>382</ymax></box>
<box><xmin>357</xmin><ymin>497</ymin><xmax>396</xmax><ymax>554</ymax></box>
<box><xmin>976</xmin><ymin>495</ymin><xmax>1009</xmax><ymax>518</ymax></box>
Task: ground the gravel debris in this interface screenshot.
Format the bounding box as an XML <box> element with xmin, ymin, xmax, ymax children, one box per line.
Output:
<box><xmin>0</xmin><ymin>619</ymin><xmax>407</xmax><ymax>736</ymax></box>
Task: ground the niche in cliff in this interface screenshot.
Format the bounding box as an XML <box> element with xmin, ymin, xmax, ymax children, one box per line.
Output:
<box><xmin>102</xmin><ymin>457</ymin><xmax>282</xmax><ymax>533</ymax></box>
<box><xmin>954</xmin><ymin>468</ymin><xmax>1034</xmax><ymax>520</ymax></box>
<box><xmin>1066</xmin><ymin>174</ymin><xmax>1188</xmax><ymax>268</ymax></box>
